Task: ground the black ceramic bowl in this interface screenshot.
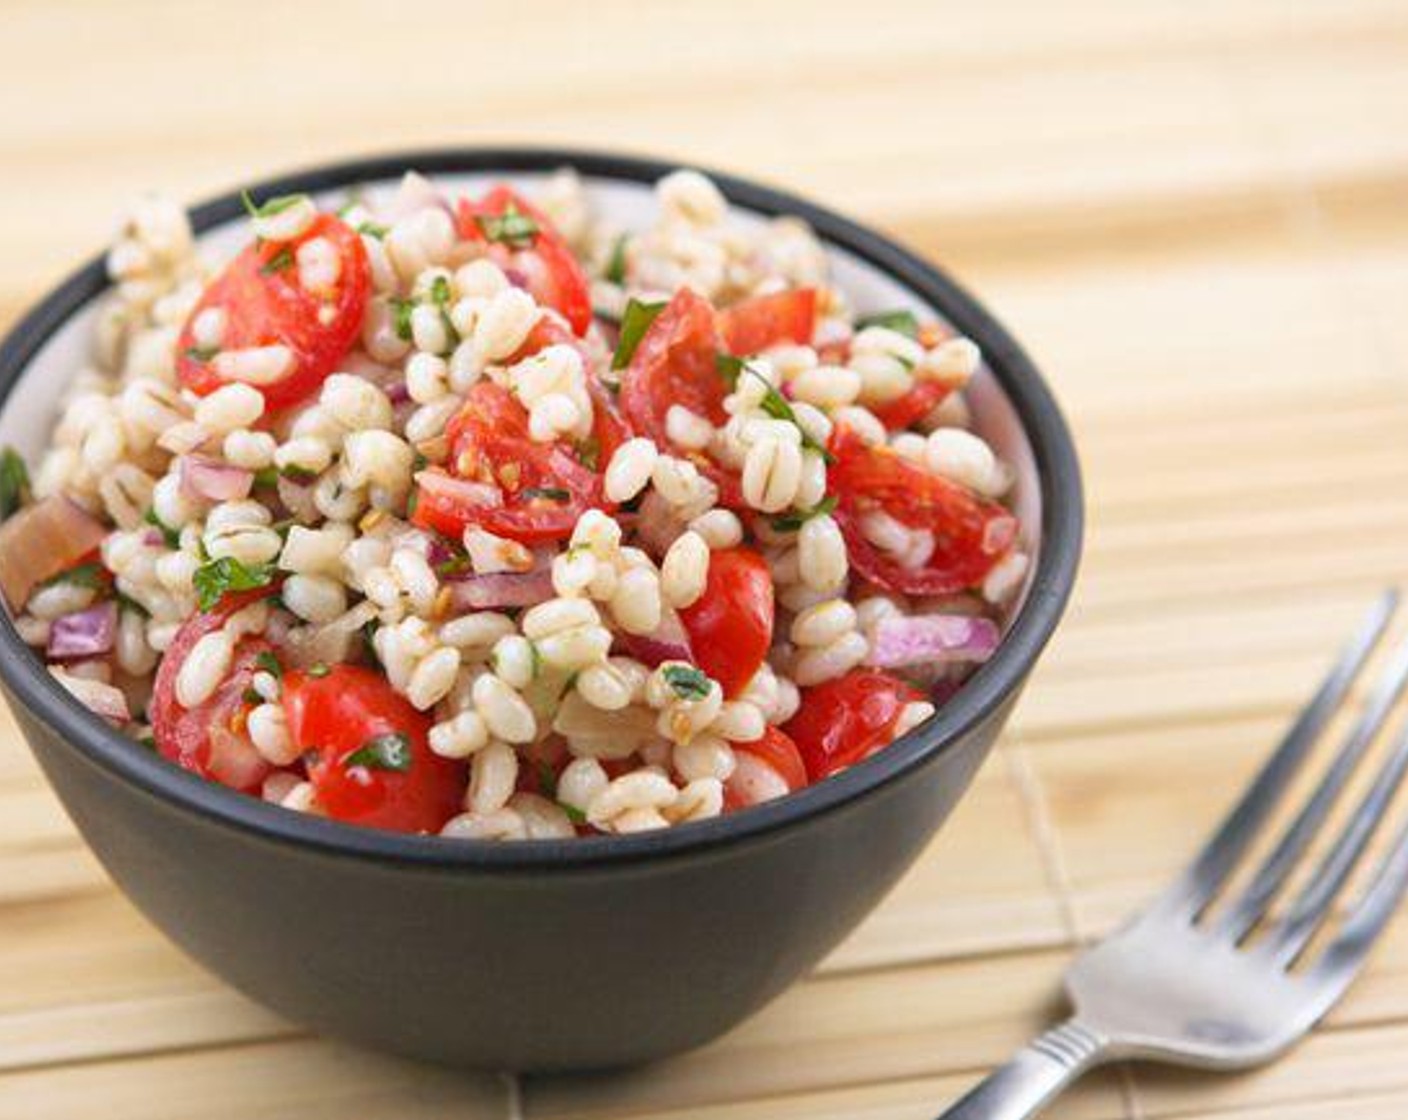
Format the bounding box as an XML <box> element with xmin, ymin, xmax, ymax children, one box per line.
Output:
<box><xmin>0</xmin><ymin>148</ymin><xmax>1081</xmax><ymax>1071</ymax></box>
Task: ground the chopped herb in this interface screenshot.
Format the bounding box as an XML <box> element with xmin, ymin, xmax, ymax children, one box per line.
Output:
<box><xmin>192</xmin><ymin>556</ymin><xmax>275</xmax><ymax>611</ymax></box>
<box><xmin>390</xmin><ymin>297</ymin><xmax>416</xmax><ymax>342</ymax></box>
<box><xmin>536</xmin><ymin>759</ymin><xmax>558</xmax><ymax>798</ymax></box>
<box><xmin>344</xmin><ymin>731</ymin><xmax>413</xmax><ymax>772</ymax></box>
<box><xmin>307</xmin><ymin>662</ymin><xmax>331</xmax><ymax>679</ymax></box>
<box><xmin>769</xmin><ymin>494</ymin><xmax>839</xmax><ymax>533</ymax></box>
<box><xmin>183</xmin><ymin>344</ymin><xmax>219</xmax><ymax>363</ymax></box>
<box><xmin>357</xmin><ymin>220</ymin><xmax>389</xmax><ymax>239</ymax></box>
<box><xmin>611</xmin><ymin>298</ymin><xmax>666</xmax><ymax>370</ymax></box>
<box><xmin>433</xmin><ymin>550</ymin><xmax>471</xmax><ymax>578</ymax></box>
<box><xmin>252</xmin><ymin>466</ymin><xmax>280</xmax><ymax>488</ymax></box>
<box><xmin>746</xmin><ymin>366</ymin><xmax>835</xmax><ymax>464</ymax></box>
<box><xmin>144</xmin><ymin>507</ymin><xmax>181</xmax><ymax>548</ymax></box>
<box><xmin>715</xmin><ymin>352</ymin><xmax>744</xmax><ymax>389</ymax></box>
<box><xmin>138</xmin><ymin>734</ymin><xmax>156</xmax><ymax>751</ymax></box>
<box><xmin>0</xmin><ymin>447</ymin><xmax>30</xmax><ymax>519</ymax></box>
<box><xmin>361</xmin><ymin>618</ymin><xmax>381</xmax><ymax>663</ymax></box>
<box><xmin>855</xmin><ymin>309</ymin><xmax>920</xmax><ymax>338</ymax></box>
<box><xmin>560</xmin><ymin>802</ymin><xmax>587</xmax><ymax>826</ymax></box>
<box><xmin>662</xmin><ymin>663</ymin><xmax>712</xmax><ymax>701</ymax></box>
<box><xmin>604</xmin><ymin>235</ymin><xmax>629</xmax><ymax>285</ymax></box>
<box><xmin>575</xmin><ymin>436</ymin><xmax>601</xmax><ymax>471</ymax></box>
<box><xmin>41</xmin><ymin>561</ymin><xmax>106</xmax><ymax>591</ymax></box>
<box><xmin>521</xmin><ymin>486</ymin><xmax>571</xmax><ymax>503</ymax></box>
<box><xmin>530</xmin><ymin>641</ymin><xmax>544</xmax><ymax>679</ymax></box>
<box><xmin>279</xmin><ymin>464</ymin><xmax>319</xmax><ymax>484</ymax></box>
<box><xmin>243</xmin><ymin>686</ymin><xmax>262</xmax><ymax>704</ymax></box>
<box><xmin>115</xmin><ymin>590</ymin><xmax>149</xmax><ymax>618</ymax></box>
<box><xmin>254</xmin><ymin>651</ymin><xmax>283</xmax><ymax>679</ymax></box>
<box><xmin>429</xmin><ymin>274</ymin><xmax>452</xmax><ymax>306</ymax></box>
<box><xmin>476</xmin><ymin>204</ymin><xmax>539</xmax><ymax>248</ymax></box>
<box><xmin>241</xmin><ymin>190</ymin><xmax>307</xmax><ymax>220</ymax></box>
<box><xmin>260</xmin><ymin>246</ymin><xmax>294</xmax><ymax>275</ymax></box>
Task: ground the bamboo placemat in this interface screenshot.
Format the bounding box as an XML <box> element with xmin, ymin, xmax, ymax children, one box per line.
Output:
<box><xmin>3</xmin><ymin>1</ymin><xmax>1408</xmax><ymax>1116</ymax></box>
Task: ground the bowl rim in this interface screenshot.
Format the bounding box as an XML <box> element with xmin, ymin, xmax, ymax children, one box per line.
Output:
<box><xmin>0</xmin><ymin>146</ymin><xmax>1082</xmax><ymax>871</ymax></box>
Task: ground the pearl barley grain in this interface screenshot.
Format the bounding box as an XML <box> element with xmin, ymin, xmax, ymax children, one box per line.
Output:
<box><xmin>661</xmin><ymin>530</ymin><xmax>709</xmax><ymax>609</ymax></box>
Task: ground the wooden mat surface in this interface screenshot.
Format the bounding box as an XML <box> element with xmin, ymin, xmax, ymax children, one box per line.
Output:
<box><xmin>3</xmin><ymin>2</ymin><xmax>1408</xmax><ymax>1115</ymax></box>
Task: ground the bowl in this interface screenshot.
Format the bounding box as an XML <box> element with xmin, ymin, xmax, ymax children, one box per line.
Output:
<box><xmin>0</xmin><ymin>148</ymin><xmax>1082</xmax><ymax>1071</ymax></box>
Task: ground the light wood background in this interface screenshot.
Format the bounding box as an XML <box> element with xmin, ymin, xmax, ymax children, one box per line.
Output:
<box><xmin>4</xmin><ymin>1</ymin><xmax>1408</xmax><ymax>1116</ymax></box>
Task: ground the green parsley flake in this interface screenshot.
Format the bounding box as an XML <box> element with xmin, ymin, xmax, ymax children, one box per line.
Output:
<box><xmin>715</xmin><ymin>353</ymin><xmax>745</xmax><ymax>389</ymax></box>
<box><xmin>184</xmin><ymin>344</ymin><xmax>219</xmax><ymax>363</ymax></box>
<box><xmin>561</xmin><ymin>802</ymin><xmax>587</xmax><ymax>826</ymax></box>
<box><xmin>662</xmin><ymin>663</ymin><xmax>712</xmax><ymax>701</ymax></box>
<box><xmin>0</xmin><ymin>446</ymin><xmax>31</xmax><ymax>520</ymax></box>
<box><xmin>611</xmin><ymin>298</ymin><xmax>666</xmax><ymax>370</ymax></box>
<box><xmin>254</xmin><ymin>651</ymin><xmax>283</xmax><ymax>679</ymax></box>
<box><xmin>241</xmin><ymin>190</ymin><xmax>308</xmax><ymax>220</ymax></box>
<box><xmin>307</xmin><ymin>662</ymin><xmax>331</xmax><ymax>679</ymax></box>
<box><xmin>143</xmin><ymin>507</ymin><xmax>181</xmax><ymax>548</ymax></box>
<box><xmin>192</xmin><ymin>556</ymin><xmax>275</xmax><ymax>611</ymax></box>
<box><xmin>855</xmin><ymin>309</ymin><xmax>921</xmax><ymax>338</ymax></box>
<box><xmin>476</xmin><ymin>204</ymin><xmax>539</xmax><ymax>248</ymax></box>
<box><xmin>40</xmin><ymin>561</ymin><xmax>106</xmax><ymax>592</ymax></box>
<box><xmin>357</xmin><ymin>221</ymin><xmax>389</xmax><ymax>239</ymax></box>
<box><xmin>344</xmin><ymin>731</ymin><xmax>413</xmax><ymax>773</ymax></box>
<box><xmin>770</xmin><ymin>494</ymin><xmax>839</xmax><ymax>533</ymax></box>
<box><xmin>390</xmin><ymin>297</ymin><xmax>416</xmax><ymax>341</ymax></box>
<box><xmin>604</xmin><ymin>235</ymin><xmax>629</xmax><ymax>285</ymax></box>
<box><xmin>746</xmin><ymin>366</ymin><xmax>835</xmax><ymax>464</ymax></box>
<box><xmin>260</xmin><ymin>246</ymin><xmax>294</xmax><ymax>275</ymax></box>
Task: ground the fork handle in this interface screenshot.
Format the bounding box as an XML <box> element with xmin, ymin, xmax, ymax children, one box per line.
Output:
<box><xmin>934</xmin><ymin>1019</ymin><xmax>1108</xmax><ymax>1120</ymax></box>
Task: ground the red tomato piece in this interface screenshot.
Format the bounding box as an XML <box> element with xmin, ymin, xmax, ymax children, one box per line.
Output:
<box><xmin>677</xmin><ymin>547</ymin><xmax>774</xmax><ymax>698</ymax></box>
<box><xmin>412</xmin><ymin>382</ymin><xmax>605</xmax><ymax>544</ymax></box>
<box><xmin>783</xmin><ymin>669</ymin><xmax>922</xmax><ymax>781</ymax></box>
<box><xmin>455</xmin><ymin>186</ymin><xmax>593</xmax><ymax>337</ymax></box>
<box><xmin>717</xmin><ymin>289</ymin><xmax>817</xmax><ymax>356</ymax></box>
<box><xmin>870</xmin><ymin>379</ymin><xmax>951</xmax><ymax>431</ymax></box>
<box><xmin>149</xmin><ymin>588</ymin><xmax>275</xmax><ymax>792</ymax></box>
<box><xmin>283</xmin><ymin>664</ymin><xmax>464</xmax><ymax>833</ymax></box>
<box><xmin>829</xmin><ymin>424</ymin><xmax>1016</xmax><ymax>596</ymax></box>
<box><xmin>177</xmin><ymin>213</ymin><xmax>370</xmax><ymax>411</ymax></box>
<box><xmin>619</xmin><ymin>287</ymin><xmax>727</xmax><ymax>448</ymax></box>
<box><xmin>723</xmin><ymin>727</ymin><xmax>808</xmax><ymax>811</ymax></box>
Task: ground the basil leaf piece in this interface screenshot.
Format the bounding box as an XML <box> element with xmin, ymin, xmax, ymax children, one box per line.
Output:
<box><xmin>662</xmin><ymin>663</ymin><xmax>712</xmax><ymax>701</ymax></box>
<box><xmin>390</xmin><ymin>297</ymin><xmax>416</xmax><ymax>341</ymax></box>
<box><xmin>307</xmin><ymin>662</ymin><xmax>331</xmax><ymax>678</ymax></box>
<box><xmin>260</xmin><ymin>246</ymin><xmax>294</xmax><ymax>275</ymax></box>
<box><xmin>184</xmin><ymin>344</ymin><xmax>218</xmax><ymax>363</ymax></box>
<box><xmin>254</xmin><ymin>651</ymin><xmax>283</xmax><ymax>679</ymax></box>
<box><xmin>0</xmin><ymin>446</ymin><xmax>31</xmax><ymax>520</ymax></box>
<box><xmin>357</xmin><ymin>221</ymin><xmax>389</xmax><ymax>239</ymax></box>
<box><xmin>769</xmin><ymin>494</ymin><xmax>838</xmax><ymax>533</ymax></box>
<box><xmin>476</xmin><ymin>205</ymin><xmax>539</xmax><ymax>248</ymax></box>
<box><xmin>855</xmin><ymin>309</ymin><xmax>920</xmax><ymax>338</ymax></box>
<box><xmin>192</xmin><ymin>556</ymin><xmax>275</xmax><ymax>611</ymax></box>
<box><xmin>745</xmin><ymin>366</ymin><xmax>835</xmax><ymax>464</ymax></box>
<box><xmin>40</xmin><ymin>561</ymin><xmax>106</xmax><ymax>592</ymax></box>
<box><xmin>715</xmin><ymin>352</ymin><xmax>744</xmax><ymax>389</ymax></box>
<box><xmin>560</xmin><ymin>802</ymin><xmax>587</xmax><ymax>825</ymax></box>
<box><xmin>611</xmin><ymin>298</ymin><xmax>666</xmax><ymax>370</ymax></box>
<box><xmin>344</xmin><ymin>731</ymin><xmax>413</xmax><ymax>773</ymax></box>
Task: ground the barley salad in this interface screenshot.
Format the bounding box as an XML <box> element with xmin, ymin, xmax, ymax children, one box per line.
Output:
<box><xmin>0</xmin><ymin>168</ymin><xmax>1029</xmax><ymax>839</ymax></box>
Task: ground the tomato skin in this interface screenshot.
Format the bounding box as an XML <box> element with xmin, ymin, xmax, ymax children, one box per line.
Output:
<box><xmin>678</xmin><ymin>547</ymin><xmax>774</xmax><ymax>698</ymax></box>
<box><xmin>149</xmin><ymin>588</ymin><xmax>275</xmax><ymax>792</ymax></box>
<box><xmin>829</xmin><ymin>424</ymin><xmax>1016</xmax><ymax>596</ymax></box>
<box><xmin>283</xmin><ymin>665</ymin><xmax>464</xmax><ymax>833</ymax></box>
<box><xmin>783</xmin><ymin>669</ymin><xmax>922</xmax><ymax>781</ymax></box>
<box><xmin>620</xmin><ymin>287</ymin><xmax>727</xmax><ymax>448</ymax></box>
<box><xmin>723</xmin><ymin>727</ymin><xmax>808</xmax><ymax>811</ymax></box>
<box><xmin>870</xmin><ymin>379</ymin><xmax>951</xmax><ymax>431</ymax></box>
<box><xmin>717</xmin><ymin>289</ymin><xmax>817</xmax><ymax>356</ymax></box>
<box><xmin>412</xmin><ymin>382</ymin><xmax>605</xmax><ymax>544</ymax></box>
<box><xmin>177</xmin><ymin>213</ymin><xmax>370</xmax><ymax>411</ymax></box>
<box><xmin>455</xmin><ymin>186</ymin><xmax>593</xmax><ymax>336</ymax></box>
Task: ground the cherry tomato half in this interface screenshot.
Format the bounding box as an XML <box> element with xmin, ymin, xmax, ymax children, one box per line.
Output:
<box><xmin>149</xmin><ymin>588</ymin><xmax>275</xmax><ymax>792</ymax></box>
<box><xmin>283</xmin><ymin>664</ymin><xmax>464</xmax><ymax>833</ymax></box>
<box><xmin>619</xmin><ymin>287</ymin><xmax>727</xmax><ymax>449</ymax></box>
<box><xmin>783</xmin><ymin>669</ymin><xmax>922</xmax><ymax>781</ymax></box>
<box><xmin>412</xmin><ymin>382</ymin><xmax>605</xmax><ymax>544</ymax></box>
<box><xmin>829</xmin><ymin>424</ymin><xmax>1016</xmax><ymax>596</ymax></box>
<box><xmin>177</xmin><ymin>213</ymin><xmax>370</xmax><ymax>411</ymax></box>
<box><xmin>717</xmin><ymin>289</ymin><xmax>817</xmax><ymax>356</ymax></box>
<box><xmin>870</xmin><ymin>379</ymin><xmax>951</xmax><ymax>432</ymax></box>
<box><xmin>678</xmin><ymin>547</ymin><xmax>774</xmax><ymax>698</ymax></box>
<box><xmin>456</xmin><ymin>186</ymin><xmax>593</xmax><ymax>337</ymax></box>
<box><xmin>723</xmin><ymin>727</ymin><xmax>809</xmax><ymax>811</ymax></box>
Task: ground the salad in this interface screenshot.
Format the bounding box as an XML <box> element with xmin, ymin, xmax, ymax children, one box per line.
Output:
<box><xmin>0</xmin><ymin>168</ymin><xmax>1027</xmax><ymax>839</ymax></box>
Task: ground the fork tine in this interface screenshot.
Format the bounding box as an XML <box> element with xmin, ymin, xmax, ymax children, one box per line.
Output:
<box><xmin>1258</xmin><ymin>713</ymin><xmax>1408</xmax><ymax>967</ymax></box>
<box><xmin>1153</xmin><ymin>591</ymin><xmax>1397</xmax><ymax>921</ymax></box>
<box><xmin>1304</xmin><ymin>813</ymin><xmax>1408</xmax><ymax>1002</ymax></box>
<box><xmin>1211</xmin><ymin>619</ymin><xmax>1408</xmax><ymax>943</ymax></box>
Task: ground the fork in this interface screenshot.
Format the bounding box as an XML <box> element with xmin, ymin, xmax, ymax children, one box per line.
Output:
<box><xmin>938</xmin><ymin>590</ymin><xmax>1408</xmax><ymax>1119</ymax></box>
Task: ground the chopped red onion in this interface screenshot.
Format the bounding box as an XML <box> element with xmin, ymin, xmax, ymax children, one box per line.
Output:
<box><xmin>616</xmin><ymin>609</ymin><xmax>692</xmax><ymax>667</ymax></box>
<box><xmin>179</xmin><ymin>455</ymin><xmax>253</xmax><ymax>502</ymax></box>
<box><xmin>415</xmin><ymin>470</ymin><xmax>504</xmax><ymax>511</ymax></box>
<box><xmin>47</xmin><ymin>600</ymin><xmax>118</xmax><ymax>659</ymax></box>
<box><xmin>447</xmin><ymin>570</ymin><xmax>554</xmax><ymax>611</ymax></box>
<box><xmin>385</xmin><ymin>380</ymin><xmax>411</xmax><ymax>405</ymax></box>
<box><xmin>0</xmin><ymin>496</ymin><xmax>109</xmax><ymax>612</ymax></box>
<box><xmin>866</xmin><ymin>614</ymin><xmax>1001</xmax><ymax>669</ymax></box>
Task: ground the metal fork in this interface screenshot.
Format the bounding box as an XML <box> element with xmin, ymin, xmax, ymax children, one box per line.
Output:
<box><xmin>939</xmin><ymin>590</ymin><xmax>1408</xmax><ymax>1119</ymax></box>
